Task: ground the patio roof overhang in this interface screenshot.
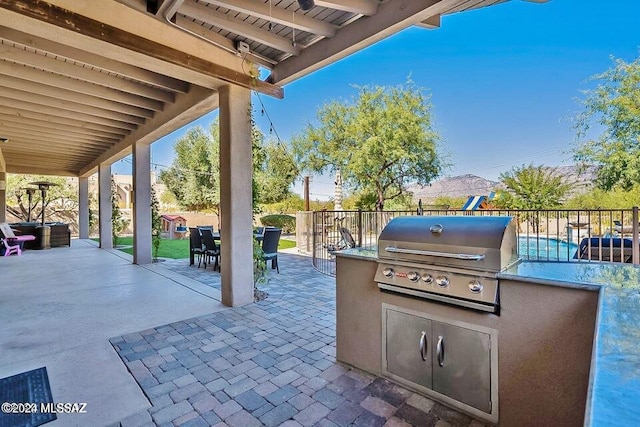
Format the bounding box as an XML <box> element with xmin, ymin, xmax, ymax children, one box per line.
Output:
<box><xmin>0</xmin><ymin>0</ymin><xmax>547</xmax><ymax>178</ymax></box>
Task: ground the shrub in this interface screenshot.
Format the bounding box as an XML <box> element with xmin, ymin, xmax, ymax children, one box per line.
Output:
<box><xmin>260</xmin><ymin>214</ymin><xmax>295</xmax><ymax>233</ymax></box>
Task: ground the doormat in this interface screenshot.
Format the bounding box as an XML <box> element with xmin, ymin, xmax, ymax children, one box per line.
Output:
<box><xmin>0</xmin><ymin>367</ymin><xmax>56</xmax><ymax>427</ymax></box>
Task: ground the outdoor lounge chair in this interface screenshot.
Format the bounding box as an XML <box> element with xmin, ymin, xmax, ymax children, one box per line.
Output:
<box><xmin>573</xmin><ymin>237</ymin><xmax>637</xmax><ymax>263</ymax></box>
<box><xmin>261</xmin><ymin>228</ymin><xmax>282</xmax><ymax>273</ymax></box>
<box><xmin>0</xmin><ymin>222</ymin><xmax>36</xmax><ymax>251</ymax></box>
<box><xmin>1</xmin><ymin>237</ymin><xmax>22</xmax><ymax>256</ymax></box>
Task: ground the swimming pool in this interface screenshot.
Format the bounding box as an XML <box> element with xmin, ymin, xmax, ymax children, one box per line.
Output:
<box><xmin>518</xmin><ymin>236</ymin><xmax>579</xmax><ymax>261</ymax></box>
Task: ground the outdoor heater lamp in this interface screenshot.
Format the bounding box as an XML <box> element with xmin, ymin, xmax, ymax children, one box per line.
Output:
<box><xmin>297</xmin><ymin>0</ymin><xmax>315</xmax><ymax>11</ymax></box>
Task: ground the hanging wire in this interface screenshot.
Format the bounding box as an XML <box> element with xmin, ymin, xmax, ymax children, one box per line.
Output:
<box><xmin>268</xmin><ymin>0</ymin><xmax>273</xmax><ymax>31</ymax></box>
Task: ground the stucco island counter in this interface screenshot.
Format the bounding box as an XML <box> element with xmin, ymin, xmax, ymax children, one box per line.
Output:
<box><xmin>335</xmin><ymin>248</ymin><xmax>640</xmax><ymax>427</ymax></box>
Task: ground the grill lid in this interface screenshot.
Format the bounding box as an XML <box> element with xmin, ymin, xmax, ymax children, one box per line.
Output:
<box><xmin>377</xmin><ymin>216</ymin><xmax>518</xmax><ymax>273</ymax></box>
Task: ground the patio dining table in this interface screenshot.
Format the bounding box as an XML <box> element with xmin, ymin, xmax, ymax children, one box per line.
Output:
<box><xmin>189</xmin><ymin>231</ymin><xmax>264</xmax><ymax>266</ymax></box>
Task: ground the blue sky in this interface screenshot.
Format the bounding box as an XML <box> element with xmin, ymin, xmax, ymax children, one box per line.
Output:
<box><xmin>115</xmin><ymin>0</ymin><xmax>640</xmax><ymax>201</ymax></box>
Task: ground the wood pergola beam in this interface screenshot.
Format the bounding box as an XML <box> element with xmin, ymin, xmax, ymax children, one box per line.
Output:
<box><xmin>269</xmin><ymin>0</ymin><xmax>460</xmax><ymax>84</ymax></box>
<box><xmin>0</xmin><ymin>75</ymin><xmax>154</xmax><ymax>119</ymax></box>
<box><xmin>180</xmin><ymin>1</ymin><xmax>301</xmax><ymax>56</ymax></box>
<box><xmin>0</xmin><ymin>116</ymin><xmax>121</xmax><ymax>142</ymax></box>
<box><xmin>0</xmin><ymin>0</ymin><xmax>283</xmax><ymax>99</ymax></box>
<box><xmin>199</xmin><ymin>0</ymin><xmax>337</xmax><ymax>38</ymax></box>
<box><xmin>5</xmin><ymin>164</ymin><xmax>78</xmax><ymax>176</ymax></box>
<box><xmin>0</xmin><ymin>126</ymin><xmax>117</xmax><ymax>148</ymax></box>
<box><xmin>80</xmin><ymin>86</ymin><xmax>218</xmax><ymax>176</ymax></box>
<box><xmin>0</xmin><ymin>60</ymin><xmax>164</xmax><ymax>111</ymax></box>
<box><xmin>0</xmin><ymin>26</ymin><xmax>190</xmax><ymax>94</ymax></box>
<box><xmin>0</xmin><ymin>43</ymin><xmax>175</xmax><ymax>103</ymax></box>
<box><xmin>0</xmin><ymin>96</ymin><xmax>138</xmax><ymax>131</ymax></box>
<box><xmin>0</xmin><ymin>85</ymin><xmax>147</xmax><ymax>125</ymax></box>
<box><xmin>315</xmin><ymin>0</ymin><xmax>378</xmax><ymax>16</ymax></box>
<box><xmin>0</xmin><ymin>107</ymin><xmax>130</xmax><ymax>137</ymax></box>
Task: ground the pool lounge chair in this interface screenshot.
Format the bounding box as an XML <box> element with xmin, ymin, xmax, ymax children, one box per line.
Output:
<box><xmin>573</xmin><ymin>237</ymin><xmax>637</xmax><ymax>263</ymax></box>
<box><xmin>0</xmin><ymin>222</ymin><xmax>36</xmax><ymax>247</ymax></box>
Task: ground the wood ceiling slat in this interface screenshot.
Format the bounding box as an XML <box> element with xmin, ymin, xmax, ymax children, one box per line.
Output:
<box><xmin>0</xmin><ymin>27</ymin><xmax>190</xmax><ymax>94</ymax></box>
<box><xmin>0</xmin><ymin>134</ymin><xmax>111</xmax><ymax>152</ymax></box>
<box><xmin>0</xmin><ymin>85</ymin><xmax>148</xmax><ymax>125</ymax></box>
<box><xmin>0</xmin><ymin>59</ymin><xmax>165</xmax><ymax>111</ymax></box>
<box><xmin>0</xmin><ymin>126</ymin><xmax>117</xmax><ymax>148</ymax></box>
<box><xmin>0</xmin><ymin>0</ymin><xmax>283</xmax><ymax>99</ymax></box>
<box><xmin>0</xmin><ymin>107</ymin><xmax>130</xmax><ymax>137</ymax></box>
<box><xmin>0</xmin><ymin>43</ymin><xmax>176</xmax><ymax>103</ymax></box>
<box><xmin>0</xmin><ymin>75</ymin><xmax>154</xmax><ymax>118</ymax></box>
<box><xmin>0</xmin><ymin>97</ymin><xmax>138</xmax><ymax>131</ymax></box>
<box><xmin>0</xmin><ymin>117</ymin><xmax>121</xmax><ymax>142</ymax></box>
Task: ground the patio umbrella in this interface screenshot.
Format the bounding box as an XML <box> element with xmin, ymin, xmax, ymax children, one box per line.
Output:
<box><xmin>28</xmin><ymin>181</ymin><xmax>60</xmax><ymax>226</ymax></box>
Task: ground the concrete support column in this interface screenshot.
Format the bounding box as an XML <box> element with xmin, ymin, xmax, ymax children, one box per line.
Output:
<box><xmin>98</xmin><ymin>163</ymin><xmax>113</xmax><ymax>249</ymax></box>
<box><xmin>133</xmin><ymin>142</ymin><xmax>152</xmax><ymax>265</ymax></box>
<box><xmin>219</xmin><ymin>84</ymin><xmax>254</xmax><ymax>307</ymax></box>
<box><xmin>0</xmin><ymin>172</ymin><xmax>6</xmax><ymax>223</ymax></box>
<box><xmin>78</xmin><ymin>176</ymin><xmax>89</xmax><ymax>239</ymax></box>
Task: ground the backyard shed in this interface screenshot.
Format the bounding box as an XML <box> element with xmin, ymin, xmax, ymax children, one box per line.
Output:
<box><xmin>161</xmin><ymin>214</ymin><xmax>187</xmax><ymax>239</ymax></box>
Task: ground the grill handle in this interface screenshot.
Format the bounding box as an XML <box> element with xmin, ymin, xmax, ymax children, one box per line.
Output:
<box><xmin>384</xmin><ymin>246</ymin><xmax>485</xmax><ymax>261</ymax></box>
<box><xmin>437</xmin><ymin>336</ymin><xmax>445</xmax><ymax>367</ymax></box>
<box><xmin>419</xmin><ymin>331</ymin><xmax>428</xmax><ymax>361</ymax></box>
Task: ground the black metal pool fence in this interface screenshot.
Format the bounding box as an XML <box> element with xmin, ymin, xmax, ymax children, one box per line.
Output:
<box><xmin>300</xmin><ymin>208</ymin><xmax>640</xmax><ymax>277</ymax></box>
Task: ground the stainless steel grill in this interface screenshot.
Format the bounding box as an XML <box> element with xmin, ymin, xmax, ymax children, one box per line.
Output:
<box><xmin>374</xmin><ymin>216</ymin><xmax>519</xmax><ymax>313</ymax></box>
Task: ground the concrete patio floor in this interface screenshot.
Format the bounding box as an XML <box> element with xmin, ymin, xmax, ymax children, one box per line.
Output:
<box><xmin>0</xmin><ymin>240</ymin><xmax>225</xmax><ymax>426</ymax></box>
<box><xmin>1</xmin><ymin>241</ymin><xmax>484</xmax><ymax>427</ymax></box>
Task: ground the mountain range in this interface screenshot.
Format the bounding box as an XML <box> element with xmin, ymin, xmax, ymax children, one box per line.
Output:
<box><xmin>409</xmin><ymin>165</ymin><xmax>597</xmax><ymax>203</ymax></box>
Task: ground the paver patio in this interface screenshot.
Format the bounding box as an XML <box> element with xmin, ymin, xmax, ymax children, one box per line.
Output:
<box><xmin>0</xmin><ymin>240</ymin><xmax>224</xmax><ymax>427</ymax></box>
<box><xmin>110</xmin><ymin>251</ymin><xmax>485</xmax><ymax>427</ymax></box>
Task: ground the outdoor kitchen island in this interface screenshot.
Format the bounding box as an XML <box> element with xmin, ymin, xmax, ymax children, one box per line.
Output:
<box><xmin>335</xmin><ymin>248</ymin><xmax>640</xmax><ymax>426</ymax></box>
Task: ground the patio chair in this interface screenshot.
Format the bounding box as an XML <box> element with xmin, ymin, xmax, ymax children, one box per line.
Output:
<box><xmin>573</xmin><ymin>237</ymin><xmax>636</xmax><ymax>263</ymax></box>
<box><xmin>261</xmin><ymin>227</ymin><xmax>282</xmax><ymax>273</ymax></box>
<box><xmin>1</xmin><ymin>237</ymin><xmax>22</xmax><ymax>256</ymax></box>
<box><xmin>0</xmin><ymin>222</ymin><xmax>36</xmax><ymax>248</ymax></box>
<box><xmin>200</xmin><ymin>228</ymin><xmax>221</xmax><ymax>272</ymax></box>
<box><xmin>189</xmin><ymin>227</ymin><xmax>206</xmax><ymax>268</ymax></box>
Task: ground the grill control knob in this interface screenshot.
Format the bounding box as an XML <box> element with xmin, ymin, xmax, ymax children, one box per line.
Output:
<box><xmin>421</xmin><ymin>273</ymin><xmax>433</xmax><ymax>284</ymax></box>
<box><xmin>468</xmin><ymin>280</ymin><xmax>483</xmax><ymax>293</ymax></box>
<box><xmin>407</xmin><ymin>271</ymin><xmax>420</xmax><ymax>282</ymax></box>
<box><xmin>382</xmin><ymin>267</ymin><xmax>395</xmax><ymax>278</ymax></box>
<box><xmin>435</xmin><ymin>276</ymin><xmax>449</xmax><ymax>287</ymax></box>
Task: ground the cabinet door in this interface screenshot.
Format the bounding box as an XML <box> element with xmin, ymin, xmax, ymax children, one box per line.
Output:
<box><xmin>385</xmin><ymin>308</ymin><xmax>432</xmax><ymax>388</ymax></box>
<box><xmin>432</xmin><ymin>321</ymin><xmax>491</xmax><ymax>413</ymax></box>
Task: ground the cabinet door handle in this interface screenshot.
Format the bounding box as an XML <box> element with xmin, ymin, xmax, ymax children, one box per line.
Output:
<box><xmin>419</xmin><ymin>331</ymin><xmax>428</xmax><ymax>361</ymax></box>
<box><xmin>436</xmin><ymin>335</ymin><xmax>445</xmax><ymax>367</ymax></box>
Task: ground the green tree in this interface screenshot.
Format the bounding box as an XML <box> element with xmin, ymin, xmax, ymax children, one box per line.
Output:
<box><xmin>254</xmin><ymin>142</ymin><xmax>299</xmax><ymax>205</ymax></box>
<box><xmin>433</xmin><ymin>196</ymin><xmax>468</xmax><ymax>210</ymax></box>
<box><xmin>6</xmin><ymin>175</ymin><xmax>78</xmax><ymax>223</ymax></box>
<box><xmin>574</xmin><ymin>55</ymin><xmax>640</xmax><ymax>190</ymax></box>
<box><xmin>160</xmin><ymin>119</ymin><xmax>298</xmax><ymax>214</ymax></box>
<box><xmin>292</xmin><ymin>81</ymin><xmax>444</xmax><ymax>211</ymax></box>
<box><xmin>160</xmin><ymin>125</ymin><xmax>220</xmax><ymax>213</ymax></box>
<box><xmin>151</xmin><ymin>187</ymin><xmax>162</xmax><ymax>261</ymax></box>
<box><xmin>497</xmin><ymin>165</ymin><xmax>572</xmax><ymax>211</ymax></box>
<box><xmin>564</xmin><ymin>184</ymin><xmax>640</xmax><ymax>209</ymax></box>
<box><xmin>111</xmin><ymin>178</ymin><xmax>128</xmax><ymax>247</ymax></box>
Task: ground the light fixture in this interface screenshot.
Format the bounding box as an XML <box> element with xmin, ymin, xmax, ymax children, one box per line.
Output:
<box><xmin>297</xmin><ymin>0</ymin><xmax>315</xmax><ymax>11</ymax></box>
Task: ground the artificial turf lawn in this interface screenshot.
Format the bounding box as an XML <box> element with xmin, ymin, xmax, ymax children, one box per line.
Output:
<box><xmin>92</xmin><ymin>236</ymin><xmax>297</xmax><ymax>259</ymax></box>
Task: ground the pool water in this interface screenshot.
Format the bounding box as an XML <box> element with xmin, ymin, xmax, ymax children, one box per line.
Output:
<box><xmin>518</xmin><ymin>237</ymin><xmax>579</xmax><ymax>261</ymax></box>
